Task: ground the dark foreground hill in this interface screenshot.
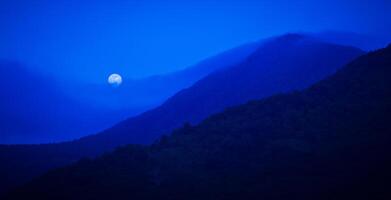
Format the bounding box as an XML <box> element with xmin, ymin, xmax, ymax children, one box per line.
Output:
<box><xmin>5</xmin><ymin>43</ymin><xmax>391</xmax><ymax>200</ymax></box>
<box><xmin>0</xmin><ymin>34</ymin><xmax>363</xmax><ymax>194</ymax></box>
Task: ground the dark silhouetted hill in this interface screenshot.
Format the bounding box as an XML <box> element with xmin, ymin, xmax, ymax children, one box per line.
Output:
<box><xmin>0</xmin><ymin>34</ymin><xmax>364</xmax><ymax>195</ymax></box>
<box><xmin>5</xmin><ymin>43</ymin><xmax>391</xmax><ymax>200</ymax></box>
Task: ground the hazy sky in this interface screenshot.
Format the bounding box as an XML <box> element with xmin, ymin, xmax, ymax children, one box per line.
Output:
<box><xmin>1</xmin><ymin>0</ymin><xmax>390</xmax><ymax>83</ymax></box>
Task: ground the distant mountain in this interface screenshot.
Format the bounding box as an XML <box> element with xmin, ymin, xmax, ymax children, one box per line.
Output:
<box><xmin>5</xmin><ymin>43</ymin><xmax>391</xmax><ymax>200</ymax></box>
<box><xmin>0</xmin><ymin>34</ymin><xmax>364</xmax><ymax>195</ymax></box>
<box><xmin>78</xmin><ymin>34</ymin><xmax>363</xmax><ymax>146</ymax></box>
<box><xmin>0</xmin><ymin>61</ymin><xmax>124</xmax><ymax>144</ymax></box>
<box><xmin>0</xmin><ymin>42</ymin><xmax>260</xmax><ymax>144</ymax></box>
<box><xmin>71</xmin><ymin>41</ymin><xmax>261</xmax><ymax>111</ymax></box>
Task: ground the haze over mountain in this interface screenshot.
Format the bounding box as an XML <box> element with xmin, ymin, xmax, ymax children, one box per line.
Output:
<box><xmin>0</xmin><ymin>31</ymin><xmax>380</xmax><ymax>145</ymax></box>
<box><xmin>78</xmin><ymin>34</ymin><xmax>363</xmax><ymax>146</ymax></box>
<box><xmin>5</xmin><ymin>42</ymin><xmax>391</xmax><ymax>200</ymax></box>
<box><xmin>69</xmin><ymin>41</ymin><xmax>261</xmax><ymax>111</ymax></box>
<box><xmin>0</xmin><ymin>34</ymin><xmax>364</xmax><ymax>194</ymax></box>
<box><xmin>48</xmin><ymin>31</ymin><xmax>383</xmax><ymax>114</ymax></box>
<box><xmin>0</xmin><ymin>42</ymin><xmax>259</xmax><ymax>144</ymax></box>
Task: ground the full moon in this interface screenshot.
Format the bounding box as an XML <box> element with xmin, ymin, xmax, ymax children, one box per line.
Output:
<box><xmin>108</xmin><ymin>73</ymin><xmax>122</xmax><ymax>87</ymax></box>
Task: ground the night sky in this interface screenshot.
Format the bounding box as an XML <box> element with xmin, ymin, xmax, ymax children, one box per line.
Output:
<box><xmin>1</xmin><ymin>0</ymin><xmax>391</xmax><ymax>84</ymax></box>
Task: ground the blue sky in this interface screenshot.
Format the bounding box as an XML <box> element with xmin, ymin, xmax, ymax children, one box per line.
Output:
<box><xmin>1</xmin><ymin>0</ymin><xmax>390</xmax><ymax>83</ymax></box>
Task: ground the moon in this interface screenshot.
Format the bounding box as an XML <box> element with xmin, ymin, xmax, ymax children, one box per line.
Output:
<box><xmin>108</xmin><ymin>73</ymin><xmax>122</xmax><ymax>87</ymax></box>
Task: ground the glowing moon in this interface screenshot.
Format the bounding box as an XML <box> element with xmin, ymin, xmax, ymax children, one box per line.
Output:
<box><xmin>108</xmin><ymin>73</ymin><xmax>122</xmax><ymax>87</ymax></box>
